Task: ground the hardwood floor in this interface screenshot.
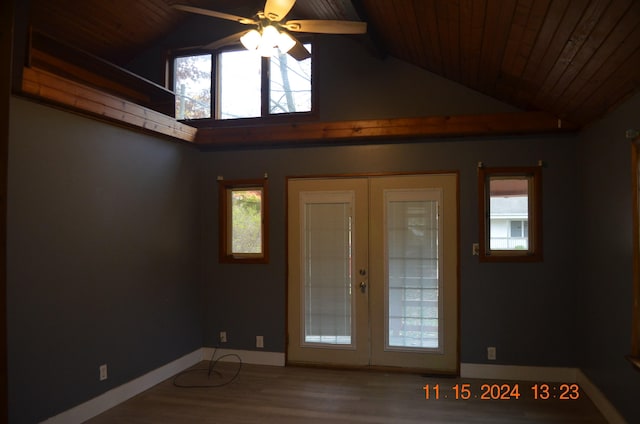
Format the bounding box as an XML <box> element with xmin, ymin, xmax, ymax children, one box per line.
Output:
<box><xmin>87</xmin><ymin>361</ymin><xmax>608</xmax><ymax>424</ymax></box>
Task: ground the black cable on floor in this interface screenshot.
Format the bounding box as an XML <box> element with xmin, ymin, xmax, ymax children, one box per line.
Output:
<box><xmin>172</xmin><ymin>347</ymin><xmax>242</xmax><ymax>388</ymax></box>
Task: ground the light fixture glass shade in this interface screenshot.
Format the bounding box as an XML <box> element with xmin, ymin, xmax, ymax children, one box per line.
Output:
<box><xmin>277</xmin><ymin>31</ymin><xmax>296</xmax><ymax>53</ymax></box>
<box><xmin>261</xmin><ymin>25</ymin><xmax>280</xmax><ymax>48</ymax></box>
<box><xmin>240</xmin><ymin>29</ymin><xmax>261</xmax><ymax>51</ymax></box>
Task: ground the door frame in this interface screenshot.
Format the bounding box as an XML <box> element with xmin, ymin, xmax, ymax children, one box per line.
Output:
<box><xmin>285</xmin><ymin>171</ymin><xmax>460</xmax><ymax>375</ymax></box>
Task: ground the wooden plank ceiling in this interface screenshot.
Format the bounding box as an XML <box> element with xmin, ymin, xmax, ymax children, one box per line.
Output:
<box><xmin>28</xmin><ymin>0</ymin><xmax>640</xmax><ymax>128</ymax></box>
<box><xmin>359</xmin><ymin>0</ymin><xmax>640</xmax><ymax>127</ymax></box>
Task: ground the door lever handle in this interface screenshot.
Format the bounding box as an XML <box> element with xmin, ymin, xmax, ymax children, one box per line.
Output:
<box><xmin>359</xmin><ymin>281</ymin><xmax>367</xmax><ymax>293</ymax></box>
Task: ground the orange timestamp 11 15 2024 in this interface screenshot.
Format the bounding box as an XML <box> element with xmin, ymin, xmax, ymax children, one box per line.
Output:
<box><xmin>422</xmin><ymin>383</ymin><xmax>581</xmax><ymax>400</ymax></box>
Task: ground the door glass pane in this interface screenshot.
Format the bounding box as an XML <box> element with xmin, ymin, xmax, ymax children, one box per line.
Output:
<box><xmin>387</xmin><ymin>194</ymin><xmax>440</xmax><ymax>349</ymax></box>
<box><xmin>303</xmin><ymin>201</ymin><xmax>352</xmax><ymax>345</ymax></box>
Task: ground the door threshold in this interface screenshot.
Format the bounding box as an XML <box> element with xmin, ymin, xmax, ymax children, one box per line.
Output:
<box><xmin>286</xmin><ymin>360</ymin><xmax>459</xmax><ymax>377</ymax></box>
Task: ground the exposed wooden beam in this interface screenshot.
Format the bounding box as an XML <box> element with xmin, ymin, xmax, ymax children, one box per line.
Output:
<box><xmin>195</xmin><ymin>111</ymin><xmax>579</xmax><ymax>147</ymax></box>
<box><xmin>21</xmin><ymin>67</ymin><xmax>197</xmax><ymax>143</ymax></box>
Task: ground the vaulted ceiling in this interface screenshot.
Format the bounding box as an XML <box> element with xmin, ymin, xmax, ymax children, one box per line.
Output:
<box><xmin>29</xmin><ymin>0</ymin><xmax>640</xmax><ymax>128</ymax></box>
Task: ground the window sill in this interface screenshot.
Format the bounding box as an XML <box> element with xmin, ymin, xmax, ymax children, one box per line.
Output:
<box><xmin>179</xmin><ymin>111</ymin><xmax>317</xmax><ymax>129</ymax></box>
<box><xmin>627</xmin><ymin>355</ymin><xmax>640</xmax><ymax>372</ymax></box>
<box><xmin>479</xmin><ymin>253</ymin><xmax>543</xmax><ymax>263</ymax></box>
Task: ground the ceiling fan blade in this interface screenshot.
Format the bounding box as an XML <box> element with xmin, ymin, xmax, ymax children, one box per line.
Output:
<box><xmin>264</xmin><ymin>0</ymin><xmax>296</xmax><ymax>22</ymax></box>
<box><xmin>173</xmin><ymin>4</ymin><xmax>256</xmax><ymax>25</ymax></box>
<box><xmin>283</xmin><ymin>19</ymin><xmax>367</xmax><ymax>34</ymax></box>
<box><xmin>201</xmin><ymin>31</ymin><xmax>247</xmax><ymax>50</ymax></box>
<box><xmin>287</xmin><ymin>38</ymin><xmax>311</xmax><ymax>61</ymax></box>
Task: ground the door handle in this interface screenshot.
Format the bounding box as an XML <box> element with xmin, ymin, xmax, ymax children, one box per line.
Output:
<box><xmin>359</xmin><ymin>281</ymin><xmax>367</xmax><ymax>293</ymax></box>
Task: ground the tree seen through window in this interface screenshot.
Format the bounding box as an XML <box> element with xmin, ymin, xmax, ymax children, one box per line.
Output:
<box><xmin>173</xmin><ymin>54</ymin><xmax>211</xmax><ymax>119</ymax></box>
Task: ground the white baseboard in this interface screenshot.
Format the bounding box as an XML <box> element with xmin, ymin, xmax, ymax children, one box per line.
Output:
<box><xmin>460</xmin><ymin>363</ymin><xmax>578</xmax><ymax>382</ymax></box>
<box><xmin>201</xmin><ymin>347</ymin><xmax>286</xmax><ymax>367</ymax></box>
<box><xmin>41</xmin><ymin>348</ymin><xmax>285</xmax><ymax>423</ymax></box>
<box><xmin>460</xmin><ymin>363</ymin><xmax>627</xmax><ymax>424</ymax></box>
<box><xmin>41</xmin><ymin>349</ymin><xmax>202</xmax><ymax>424</ymax></box>
<box><xmin>576</xmin><ymin>369</ymin><xmax>628</xmax><ymax>424</ymax></box>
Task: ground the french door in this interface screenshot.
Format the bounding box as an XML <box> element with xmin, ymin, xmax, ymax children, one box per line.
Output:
<box><xmin>287</xmin><ymin>174</ymin><xmax>458</xmax><ymax>373</ymax></box>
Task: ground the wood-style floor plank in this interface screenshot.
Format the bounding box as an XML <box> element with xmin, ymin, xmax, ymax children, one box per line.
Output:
<box><xmin>87</xmin><ymin>362</ymin><xmax>608</xmax><ymax>424</ymax></box>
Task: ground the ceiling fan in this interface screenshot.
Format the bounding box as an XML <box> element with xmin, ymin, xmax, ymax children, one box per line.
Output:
<box><xmin>173</xmin><ymin>0</ymin><xmax>367</xmax><ymax>61</ymax></box>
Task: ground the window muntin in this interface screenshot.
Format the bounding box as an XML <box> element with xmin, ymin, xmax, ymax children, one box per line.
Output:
<box><xmin>173</xmin><ymin>54</ymin><xmax>212</xmax><ymax>119</ymax></box>
<box><xmin>478</xmin><ymin>166</ymin><xmax>542</xmax><ymax>262</ymax></box>
<box><xmin>219</xmin><ymin>179</ymin><xmax>268</xmax><ymax>263</ymax></box>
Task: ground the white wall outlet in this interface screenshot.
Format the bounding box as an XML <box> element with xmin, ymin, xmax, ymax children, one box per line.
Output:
<box><xmin>220</xmin><ymin>331</ymin><xmax>227</xmax><ymax>343</ymax></box>
<box><xmin>487</xmin><ymin>347</ymin><xmax>497</xmax><ymax>360</ymax></box>
<box><xmin>256</xmin><ymin>335</ymin><xmax>264</xmax><ymax>348</ymax></box>
<box><xmin>99</xmin><ymin>364</ymin><xmax>108</xmax><ymax>381</ymax></box>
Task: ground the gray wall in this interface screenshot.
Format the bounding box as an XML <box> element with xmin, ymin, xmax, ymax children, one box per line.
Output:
<box><xmin>196</xmin><ymin>32</ymin><xmax>580</xmax><ymax>367</ymax></box>
<box><xmin>579</xmin><ymin>91</ymin><xmax>640</xmax><ymax>423</ymax></box>
<box><xmin>7</xmin><ymin>98</ymin><xmax>203</xmax><ymax>423</ymax></box>
<box><xmin>315</xmin><ymin>36</ymin><xmax>518</xmax><ymax>121</ymax></box>
<box><xmin>199</xmin><ymin>134</ymin><xmax>581</xmax><ymax>367</ymax></box>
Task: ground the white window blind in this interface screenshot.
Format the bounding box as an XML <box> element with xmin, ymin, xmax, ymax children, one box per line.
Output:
<box><xmin>302</xmin><ymin>193</ymin><xmax>353</xmax><ymax>345</ymax></box>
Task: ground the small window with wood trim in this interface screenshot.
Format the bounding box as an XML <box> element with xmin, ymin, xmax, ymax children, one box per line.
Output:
<box><xmin>219</xmin><ymin>179</ymin><xmax>268</xmax><ymax>263</ymax></box>
<box><xmin>478</xmin><ymin>165</ymin><xmax>543</xmax><ymax>262</ymax></box>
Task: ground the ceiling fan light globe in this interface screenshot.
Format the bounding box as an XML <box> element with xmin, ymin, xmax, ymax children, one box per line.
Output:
<box><xmin>240</xmin><ymin>29</ymin><xmax>261</xmax><ymax>50</ymax></box>
<box><xmin>261</xmin><ymin>25</ymin><xmax>280</xmax><ymax>47</ymax></box>
<box><xmin>277</xmin><ymin>31</ymin><xmax>296</xmax><ymax>53</ymax></box>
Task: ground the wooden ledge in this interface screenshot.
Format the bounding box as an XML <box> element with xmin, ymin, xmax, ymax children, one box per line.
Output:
<box><xmin>21</xmin><ymin>66</ymin><xmax>197</xmax><ymax>143</ymax></box>
<box><xmin>195</xmin><ymin>111</ymin><xmax>579</xmax><ymax>147</ymax></box>
<box><xmin>28</xmin><ymin>29</ymin><xmax>175</xmax><ymax>116</ymax></box>
<box><xmin>20</xmin><ymin>63</ymin><xmax>579</xmax><ymax>148</ymax></box>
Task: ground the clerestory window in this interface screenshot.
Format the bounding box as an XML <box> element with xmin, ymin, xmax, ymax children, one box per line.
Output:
<box><xmin>171</xmin><ymin>43</ymin><xmax>313</xmax><ymax>121</ymax></box>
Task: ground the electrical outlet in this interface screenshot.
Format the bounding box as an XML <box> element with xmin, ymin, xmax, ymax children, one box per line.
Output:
<box><xmin>256</xmin><ymin>335</ymin><xmax>264</xmax><ymax>348</ymax></box>
<box><xmin>472</xmin><ymin>243</ymin><xmax>480</xmax><ymax>256</ymax></box>
<box><xmin>220</xmin><ymin>331</ymin><xmax>227</xmax><ymax>343</ymax></box>
<box><xmin>487</xmin><ymin>347</ymin><xmax>496</xmax><ymax>361</ymax></box>
<box><xmin>99</xmin><ymin>364</ymin><xmax>108</xmax><ymax>381</ymax></box>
